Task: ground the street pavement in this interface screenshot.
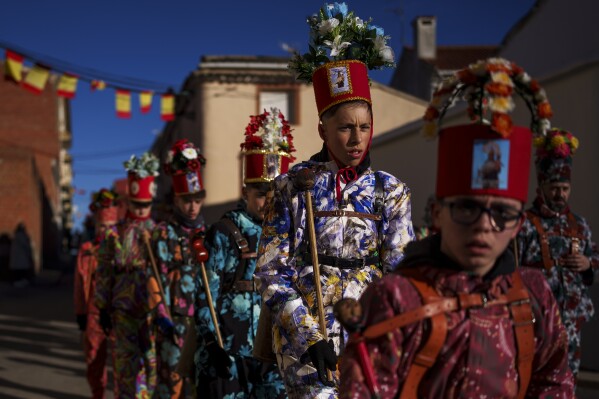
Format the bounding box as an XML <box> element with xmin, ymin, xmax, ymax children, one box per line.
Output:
<box><xmin>0</xmin><ymin>269</ymin><xmax>598</xmax><ymax>398</ymax></box>
<box><xmin>0</xmin><ymin>271</ymin><xmax>115</xmax><ymax>399</ymax></box>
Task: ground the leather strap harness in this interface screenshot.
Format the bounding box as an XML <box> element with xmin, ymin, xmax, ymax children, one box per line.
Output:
<box><xmin>357</xmin><ymin>268</ymin><xmax>535</xmax><ymax>399</ymax></box>
<box><xmin>527</xmin><ymin>211</ymin><xmax>585</xmax><ymax>270</ymax></box>
<box><xmin>305</xmin><ymin>172</ymin><xmax>385</xmax><ymax>269</ymax></box>
<box><xmin>219</xmin><ymin>218</ymin><xmax>257</xmax><ymax>293</ymax></box>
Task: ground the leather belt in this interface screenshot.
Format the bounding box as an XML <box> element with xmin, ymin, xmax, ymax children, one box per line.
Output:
<box><xmin>232</xmin><ymin>280</ymin><xmax>256</xmax><ymax>292</ymax></box>
<box><xmin>314</xmin><ymin>210</ymin><xmax>382</xmax><ymax>221</ymax></box>
<box><xmin>308</xmin><ymin>253</ymin><xmax>380</xmax><ymax>269</ymax></box>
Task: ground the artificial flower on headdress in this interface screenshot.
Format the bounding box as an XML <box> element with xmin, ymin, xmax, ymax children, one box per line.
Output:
<box><xmin>88</xmin><ymin>188</ymin><xmax>119</xmax><ymax>213</ymax></box>
<box><xmin>240</xmin><ymin>107</ymin><xmax>296</xmax><ymax>161</ymax></box>
<box><xmin>240</xmin><ymin>107</ymin><xmax>296</xmax><ymax>183</ymax></box>
<box><xmin>421</xmin><ymin>57</ymin><xmax>553</xmax><ymax>140</ymax></box>
<box><xmin>163</xmin><ymin>139</ymin><xmax>206</xmax><ymax>175</ymax></box>
<box><xmin>534</xmin><ymin>128</ymin><xmax>579</xmax><ymax>184</ymax></box>
<box><xmin>288</xmin><ymin>2</ymin><xmax>395</xmax><ymax>83</ymax></box>
<box><xmin>534</xmin><ymin>127</ymin><xmax>579</xmax><ymax>159</ymax></box>
<box><xmin>424</xmin><ymin>57</ymin><xmax>552</xmax><ymax>203</ymax></box>
<box><xmin>124</xmin><ymin>152</ymin><xmax>160</xmax><ymax>177</ymax></box>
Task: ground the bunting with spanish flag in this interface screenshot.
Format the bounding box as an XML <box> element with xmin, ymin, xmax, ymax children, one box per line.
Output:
<box><xmin>91</xmin><ymin>79</ymin><xmax>106</xmax><ymax>91</ymax></box>
<box><xmin>2</xmin><ymin>46</ymin><xmax>177</xmax><ymax>122</ymax></box>
<box><xmin>57</xmin><ymin>73</ymin><xmax>78</xmax><ymax>98</ymax></box>
<box><xmin>116</xmin><ymin>89</ymin><xmax>132</xmax><ymax>118</ymax></box>
<box><xmin>161</xmin><ymin>93</ymin><xmax>174</xmax><ymax>121</ymax></box>
<box><xmin>140</xmin><ymin>91</ymin><xmax>152</xmax><ymax>113</ymax></box>
<box><xmin>22</xmin><ymin>63</ymin><xmax>50</xmax><ymax>94</ymax></box>
<box><xmin>5</xmin><ymin>50</ymin><xmax>24</xmax><ymax>82</ymax></box>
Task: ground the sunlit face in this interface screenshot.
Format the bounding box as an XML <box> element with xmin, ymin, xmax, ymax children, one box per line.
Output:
<box><xmin>541</xmin><ymin>181</ymin><xmax>571</xmax><ymax>212</ymax></box>
<box><xmin>243</xmin><ymin>186</ymin><xmax>267</xmax><ymax>222</ymax></box>
<box><xmin>318</xmin><ymin>102</ymin><xmax>372</xmax><ymax>168</ymax></box>
<box><xmin>174</xmin><ymin>195</ymin><xmax>204</xmax><ymax>220</ymax></box>
<box><xmin>433</xmin><ymin>195</ymin><xmax>524</xmax><ymax>276</ymax></box>
<box><xmin>128</xmin><ymin>200</ymin><xmax>152</xmax><ymax>218</ymax></box>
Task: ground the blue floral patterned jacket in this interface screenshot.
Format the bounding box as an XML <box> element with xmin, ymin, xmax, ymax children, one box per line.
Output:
<box><xmin>255</xmin><ymin>160</ymin><xmax>414</xmax><ymax>359</ymax></box>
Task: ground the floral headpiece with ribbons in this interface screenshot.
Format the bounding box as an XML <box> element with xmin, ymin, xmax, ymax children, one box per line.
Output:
<box><xmin>89</xmin><ymin>188</ymin><xmax>119</xmax><ymax>223</ymax></box>
<box><xmin>423</xmin><ymin>57</ymin><xmax>553</xmax><ymax>203</ymax></box>
<box><xmin>164</xmin><ymin>139</ymin><xmax>206</xmax><ymax>195</ymax></box>
<box><xmin>89</xmin><ymin>188</ymin><xmax>119</xmax><ymax>213</ymax></box>
<box><xmin>288</xmin><ymin>2</ymin><xmax>395</xmax><ymax>83</ymax></box>
<box><xmin>421</xmin><ymin>57</ymin><xmax>553</xmax><ymax>139</ymax></box>
<box><xmin>240</xmin><ymin>107</ymin><xmax>296</xmax><ymax>183</ymax></box>
<box><xmin>534</xmin><ymin>127</ymin><xmax>579</xmax><ymax>183</ymax></box>
<box><xmin>123</xmin><ymin>152</ymin><xmax>160</xmax><ymax>202</ymax></box>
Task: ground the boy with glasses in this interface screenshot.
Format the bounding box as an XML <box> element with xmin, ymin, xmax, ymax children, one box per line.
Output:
<box><xmin>338</xmin><ymin>58</ymin><xmax>574</xmax><ymax>398</ymax></box>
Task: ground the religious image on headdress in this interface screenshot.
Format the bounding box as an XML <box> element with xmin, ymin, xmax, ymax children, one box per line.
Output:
<box><xmin>330</xmin><ymin>66</ymin><xmax>350</xmax><ymax>94</ymax></box>
<box><xmin>471</xmin><ymin>139</ymin><xmax>509</xmax><ymax>189</ymax></box>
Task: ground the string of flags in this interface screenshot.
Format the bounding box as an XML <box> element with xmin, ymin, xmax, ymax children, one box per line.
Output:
<box><xmin>3</xmin><ymin>48</ymin><xmax>175</xmax><ymax>121</ymax></box>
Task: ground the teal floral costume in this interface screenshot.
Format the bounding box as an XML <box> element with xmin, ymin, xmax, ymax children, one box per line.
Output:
<box><xmin>151</xmin><ymin>214</ymin><xmax>205</xmax><ymax>398</ymax></box>
<box><xmin>194</xmin><ymin>201</ymin><xmax>286</xmax><ymax>398</ymax></box>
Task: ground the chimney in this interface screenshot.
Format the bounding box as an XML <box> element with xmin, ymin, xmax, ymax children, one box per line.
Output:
<box><xmin>413</xmin><ymin>16</ymin><xmax>436</xmax><ymax>60</ymax></box>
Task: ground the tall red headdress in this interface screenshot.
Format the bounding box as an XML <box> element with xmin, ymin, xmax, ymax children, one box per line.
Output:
<box><xmin>164</xmin><ymin>139</ymin><xmax>206</xmax><ymax>195</ymax></box>
<box><xmin>240</xmin><ymin>107</ymin><xmax>296</xmax><ymax>184</ymax></box>
<box><xmin>288</xmin><ymin>2</ymin><xmax>396</xmax><ymax>169</ymax></box>
<box><xmin>123</xmin><ymin>152</ymin><xmax>160</xmax><ymax>203</ymax></box>
<box><xmin>533</xmin><ymin>128</ymin><xmax>579</xmax><ymax>184</ymax></box>
<box><xmin>422</xmin><ymin>58</ymin><xmax>553</xmax><ymax>202</ymax></box>
<box><xmin>89</xmin><ymin>188</ymin><xmax>120</xmax><ymax>224</ymax></box>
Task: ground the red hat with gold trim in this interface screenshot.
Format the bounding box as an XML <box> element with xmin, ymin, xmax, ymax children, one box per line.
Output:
<box><xmin>89</xmin><ymin>188</ymin><xmax>119</xmax><ymax>223</ymax></box>
<box><xmin>288</xmin><ymin>2</ymin><xmax>395</xmax><ymax>117</ymax></box>
<box><xmin>240</xmin><ymin>107</ymin><xmax>296</xmax><ymax>184</ymax></box>
<box><xmin>164</xmin><ymin>139</ymin><xmax>206</xmax><ymax>195</ymax></box>
<box><xmin>123</xmin><ymin>152</ymin><xmax>160</xmax><ymax>203</ymax></box>
<box><xmin>421</xmin><ymin>58</ymin><xmax>553</xmax><ymax>203</ymax></box>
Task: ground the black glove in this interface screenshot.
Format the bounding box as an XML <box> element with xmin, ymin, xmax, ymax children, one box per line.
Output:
<box><xmin>156</xmin><ymin>317</ymin><xmax>175</xmax><ymax>339</ymax></box>
<box><xmin>99</xmin><ymin>308</ymin><xmax>112</xmax><ymax>335</ymax></box>
<box><xmin>75</xmin><ymin>314</ymin><xmax>87</xmax><ymax>331</ymax></box>
<box><xmin>307</xmin><ymin>339</ymin><xmax>337</xmax><ymax>387</ymax></box>
<box><xmin>206</xmin><ymin>341</ymin><xmax>232</xmax><ymax>379</ymax></box>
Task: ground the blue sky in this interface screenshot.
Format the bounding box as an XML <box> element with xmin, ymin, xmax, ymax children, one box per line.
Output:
<box><xmin>1</xmin><ymin>0</ymin><xmax>535</xmax><ymax>230</ymax></box>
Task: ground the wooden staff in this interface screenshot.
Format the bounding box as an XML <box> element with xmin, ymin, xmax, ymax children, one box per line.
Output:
<box><xmin>143</xmin><ymin>231</ymin><xmax>171</xmax><ymax>319</ymax></box>
<box><xmin>512</xmin><ymin>238</ymin><xmax>519</xmax><ymax>268</ymax></box>
<box><xmin>192</xmin><ymin>237</ymin><xmax>224</xmax><ymax>348</ymax></box>
<box><xmin>295</xmin><ymin>168</ymin><xmax>332</xmax><ymax>382</ymax></box>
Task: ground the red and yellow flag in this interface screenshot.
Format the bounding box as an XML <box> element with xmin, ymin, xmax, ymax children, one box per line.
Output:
<box><xmin>57</xmin><ymin>73</ymin><xmax>79</xmax><ymax>98</ymax></box>
<box><xmin>161</xmin><ymin>93</ymin><xmax>175</xmax><ymax>121</ymax></box>
<box><xmin>140</xmin><ymin>91</ymin><xmax>153</xmax><ymax>113</ymax></box>
<box><xmin>116</xmin><ymin>89</ymin><xmax>131</xmax><ymax>118</ymax></box>
<box><xmin>22</xmin><ymin>64</ymin><xmax>50</xmax><ymax>94</ymax></box>
<box><xmin>5</xmin><ymin>50</ymin><xmax>24</xmax><ymax>83</ymax></box>
<box><xmin>91</xmin><ymin>80</ymin><xmax>106</xmax><ymax>91</ymax></box>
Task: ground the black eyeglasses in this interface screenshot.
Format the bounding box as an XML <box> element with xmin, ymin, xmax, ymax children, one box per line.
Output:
<box><xmin>440</xmin><ymin>199</ymin><xmax>523</xmax><ymax>232</ymax></box>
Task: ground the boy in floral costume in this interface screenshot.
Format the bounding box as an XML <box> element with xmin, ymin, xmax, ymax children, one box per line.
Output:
<box><xmin>255</xmin><ymin>4</ymin><xmax>414</xmax><ymax>398</ymax></box>
<box><xmin>95</xmin><ymin>152</ymin><xmax>160</xmax><ymax>399</ymax></box>
<box><xmin>151</xmin><ymin>139</ymin><xmax>207</xmax><ymax>398</ymax></box>
<box><xmin>517</xmin><ymin>128</ymin><xmax>598</xmax><ymax>380</ymax></box>
<box><xmin>193</xmin><ymin>109</ymin><xmax>289</xmax><ymax>398</ymax></box>
<box><xmin>338</xmin><ymin>58</ymin><xmax>574</xmax><ymax>398</ymax></box>
<box><xmin>73</xmin><ymin>188</ymin><xmax>119</xmax><ymax>399</ymax></box>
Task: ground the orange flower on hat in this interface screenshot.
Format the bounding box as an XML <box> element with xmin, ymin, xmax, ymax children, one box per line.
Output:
<box><xmin>420</xmin><ymin>57</ymin><xmax>552</xmax><ymax>139</ymax></box>
<box><xmin>492</xmin><ymin>112</ymin><xmax>513</xmax><ymax>138</ymax></box>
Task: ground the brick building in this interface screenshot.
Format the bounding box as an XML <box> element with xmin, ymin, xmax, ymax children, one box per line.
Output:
<box><xmin>0</xmin><ymin>64</ymin><xmax>73</xmax><ymax>279</ymax></box>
